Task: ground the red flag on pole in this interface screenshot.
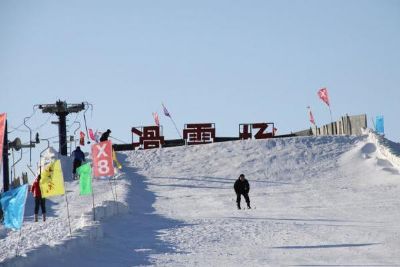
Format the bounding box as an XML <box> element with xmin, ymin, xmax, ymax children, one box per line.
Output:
<box><xmin>307</xmin><ymin>106</ymin><xmax>316</xmax><ymax>126</ymax></box>
<box><xmin>152</xmin><ymin>112</ymin><xmax>160</xmax><ymax>126</ymax></box>
<box><xmin>318</xmin><ymin>88</ymin><xmax>330</xmax><ymax>106</ymax></box>
<box><xmin>88</xmin><ymin>129</ymin><xmax>96</xmax><ymax>142</ymax></box>
<box><xmin>0</xmin><ymin>113</ymin><xmax>6</xmax><ymax>167</ymax></box>
<box><xmin>79</xmin><ymin>131</ymin><xmax>85</xmax><ymax>146</ymax></box>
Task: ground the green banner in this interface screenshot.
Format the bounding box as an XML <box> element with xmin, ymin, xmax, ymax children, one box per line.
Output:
<box><xmin>77</xmin><ymin>163</ymin><xmax>92</xmax><ymax>195</ymax></box>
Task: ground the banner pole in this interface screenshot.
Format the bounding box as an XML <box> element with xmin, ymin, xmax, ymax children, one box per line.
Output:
<box><xmin>113</xmin><ymin>176</ymin><xmax>119</xmax><ymax>214</ymax></box>
<box><xmin>64</xmin><ymin>182</ymin><xmax>72</xmax><ymax>237</ymax></box>
<box><xmin>108</xmin><ymin>178</ymin><xmax>116</xmax><ymax>202</ymax></box>
<box><xmin>91</xmin><ymin>186</ymin><xmax>96</xmax><ymax>221</ymax></box>
<box><xmin>15</xmin><ymin>184</ymin><xmax>28</xmax><ymax>257</ymax></box>
<box><xmin>170</xmin><ymin>117</ymin><xmax>182</xmax><ymax>139</ymax></box>
<box><xmin>15</xmin><ymin>227</ymin><xmax>23</xmax><ymax>257</ymax></box>
<box><xmin>328</xmin><ymin>106</ymin><xmax>334</xmax><ymax>134</ymax></box>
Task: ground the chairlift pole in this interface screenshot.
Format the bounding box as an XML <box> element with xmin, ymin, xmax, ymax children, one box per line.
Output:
<box><xmin>3</xmin><ymin>121</ymin><xmax>9</xmax><ymax>191</ymax></box>
<box><xmin>38</xmin><ymin>100</ymin><xmax>85</xmax><ymax>156</ymax></box>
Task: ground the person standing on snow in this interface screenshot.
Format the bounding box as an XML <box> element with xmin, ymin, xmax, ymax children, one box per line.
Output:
<box><xmin>31</xmin><ymin>174</ymin><xmax>46</xmax><ymax>222</ymax></box>
<box><xmin>234</xmin><ymin>174</ymin><xmax>251</xmax><ymax>210</ymax></box>
<box><xmin>72</xmin><ymin>146</ymin><xmax>85</xmax><ymax>180</ymax></box>
<box><xmin>100</xmin><ymin>129</ymin><xmax>111</xmax><ymax>142</ymax></box>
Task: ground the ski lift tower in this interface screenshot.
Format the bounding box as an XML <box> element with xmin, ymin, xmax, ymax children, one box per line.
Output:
<box><xmin>39</xmin><ymin>100</ymin><xmax>85</xmax><ymax>156</ymax></box>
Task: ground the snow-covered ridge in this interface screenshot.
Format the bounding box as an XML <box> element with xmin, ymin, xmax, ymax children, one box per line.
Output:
<box><xmin>367</xmin><ymin>129</ymin><xmax>400</xmax><ymax>168</ymax></box>
<box><xmin>2</xmin><ymin>134</ymin><xmax>400</xmax><ymax>266</ymax></box>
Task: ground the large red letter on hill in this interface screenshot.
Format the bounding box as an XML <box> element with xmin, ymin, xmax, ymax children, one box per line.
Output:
<box><xmin>92</xmin><ymin>140</ymin><xmax>114</xmax><ymax>177</ymax></box>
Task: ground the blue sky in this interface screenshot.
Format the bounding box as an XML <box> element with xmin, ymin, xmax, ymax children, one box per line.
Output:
<box><xmin>0</xmin><ymin>0</ymin><xmax>399</xmax><ymax>175</ymax></box>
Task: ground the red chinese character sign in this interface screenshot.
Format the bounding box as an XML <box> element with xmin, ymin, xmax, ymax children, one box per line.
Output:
<box><xmin>239</xmin><ymin>123</ymin><xmax>275</xmax><ymax>140</ymax></box>
<box><xmin>183</xmin><ymin>123</ymin><xmax>215</xmax><ymax>145</ymax></box>
<box><xmin>131</xmin><ymin>126</ymin><xmax>165</xmax><ymax>150</ymax></box>
<box><xmin>92</xmin><ymin>141</ymin><xmax>114</xmax><ymax>177</ymax></box>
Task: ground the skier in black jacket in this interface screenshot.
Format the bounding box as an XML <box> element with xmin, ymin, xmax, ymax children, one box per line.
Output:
<box><xmin>234</xmin><ymin>174</ymin><xmax>251</xmax><ymax>209</ymax></box>
<box><xmin>100</xmin><ymin>129</ymin><xmax>111</xmax><ymax>142</ymax></box>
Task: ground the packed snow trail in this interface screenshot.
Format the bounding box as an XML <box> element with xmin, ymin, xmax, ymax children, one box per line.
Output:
<box><xmin>1</xmin><ymin>135</ymin><xmax>400</xmax><ymax>266</ymax></box>
<box><xmin>128</xmin><ymin>135</ymin><xmax>400</xmax><ymax>266</ymax></box>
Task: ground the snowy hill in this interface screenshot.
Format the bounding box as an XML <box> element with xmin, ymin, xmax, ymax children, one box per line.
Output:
<box><xmin>1</xmin><ymin>133</ymin><xmax>400</xmax><ymax>266</ymax></box>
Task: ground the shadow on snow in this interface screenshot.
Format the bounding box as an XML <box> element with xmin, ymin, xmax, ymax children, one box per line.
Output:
<box><xmin>2</xmin><ymin>153</ymin><xmax>186</xmax><ymax>267</ymax></box>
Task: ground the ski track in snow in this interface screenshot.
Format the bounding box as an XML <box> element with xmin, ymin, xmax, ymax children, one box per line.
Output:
<box><xmin>1</xmin><ymin>135</ymin><xmax>400</xmax><ymax>266</ymax></box>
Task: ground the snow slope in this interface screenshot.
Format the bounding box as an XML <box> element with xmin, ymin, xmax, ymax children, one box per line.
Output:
<box><xmin>1</xmin><ymin>134</ymin><xmax>400</xmax><ymax>266</ymax></box>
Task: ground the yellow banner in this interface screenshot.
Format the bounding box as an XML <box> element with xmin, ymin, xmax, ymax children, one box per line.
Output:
<box><xmin>40</xmin><ymin>160</ymin><xmax>65</xmax><ymax>198</ymax></box>
<box><xmin>113</xmin><ymin>150</ymin><xmax>122</xmax><ymax>169</ymax></box>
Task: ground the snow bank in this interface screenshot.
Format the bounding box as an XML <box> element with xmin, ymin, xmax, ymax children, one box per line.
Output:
<box><xmin>367</xmin><ymin>129</ymin><xmax>400</xmax><ymax>168</ymax></box>
<box><xmin>2</xmin><ymin>135</ymin><xmax>400</xmax><ymax>266</ymax></box>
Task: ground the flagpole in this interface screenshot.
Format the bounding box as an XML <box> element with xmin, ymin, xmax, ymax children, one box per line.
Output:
<box><xmin>91</xmin><ymin>186</ymin><xmax>96</xmax><ymax>221</ymax></box>
<box><xmin>162</xmin><ymin>103</ymin><xmax>182</xmax><ymax>139</ymax></box>
<box><xmin>170</xmin><ymin>117</ymin><xmax>182</xmax><ymax>139</ymax></box>
<box><xmin>307</xmin><ymin>106</ymin><xmax>317</xmax><ymax>136</ymax></box>
<box><xmin>108</xmin><ymin>178</ymin><xmax>115</xmax><ymax>201</ymax></box>
<box><xmin>328</xmin><ymin>106</ymin><xmax>334</xmax><ymax>134</ymax></box>
<box><xmin>108</xmin><ymin>177</ymin><xmax>117</xmax><ymax>215</ymax></box>
<box><xmin>64</xmin><ymin>182</ymin><xmax>72</xmax><ymax>237</ymax></box>
<box><xmin>15</xmin><ymin>186</ymin><xmax>28</xmax><ymax>257</ymax></box>
<box><xmin>113</xmin><ymin>176</ymin><xmax>119</xmax><ymax>215</ymax></box>
<box><xmin>15</xmin><ymin>227</ymin><xmax>23</xmax><ymax>257</ymax></box>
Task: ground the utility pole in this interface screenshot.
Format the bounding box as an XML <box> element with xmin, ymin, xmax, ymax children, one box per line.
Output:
<box><xmin>3</xmin><ymin>121</ymin><xmax>9</xmax><ymax>191</ymax></box>
<box><xmin>39</xmin><ymin>100</ymin><xmax>85</xmax><ymax>156</ymax></box>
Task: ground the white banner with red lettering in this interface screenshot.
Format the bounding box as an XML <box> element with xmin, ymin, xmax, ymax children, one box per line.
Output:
<box><xmin>91</xmin><ymin>140</ymin><xmax>114</xmax><ymax>177</ymax></box>
<box><xmin>0</xmin><ymin>113</ymin><xmax>6</xmax><ymax>167</ymax></box>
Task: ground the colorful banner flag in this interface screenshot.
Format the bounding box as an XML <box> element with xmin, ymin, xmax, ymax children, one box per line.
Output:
<box><xmin>375</xmin><ymin>115</ymin><xmax>384</xmax><ymax>134</ymax></box>
<box><xmin>161</xmin><ymin>103</ymin><xmax>182</xmax><ymax>138</ymax></box>
<box><xmin>317</xmin><ymin>88</ymin><xmax>330</xmax><ymax>107</ymax></box>
<box><xmin>113</xmin><ymin>150</ymin><xmax>122</xmax><ymax>169</ymax></box>
<box><xmin>307</xmin><ymin>106</ymin><xmax>316</xmax><ymax>126</ymax></box>
<box><xmin>94</xmin><ymin>130</ymin><xmax>101</xmax><ymax>143</ymax></box>
<box><xmin>92</xmin><ymin>140</ymin><xmax>114</xmax><ymax>177</ymax></box>
<box><xmin>162</xmin><ymin>103</ymin><xmax>171</xmax><ymax>117</ymax></box>
<box><xmin>0</xmin><ymin>113</ymin><xmax>6</xmax><ymax>168</ymax></box>
<box><xmin>89</xmin><ymin>129</ymin><xmax>96</xmax><ymax>142</ymax></box>
<box><xmin>77</xmin><ymin>163</ymin><xmax>92</xmax><ymax>195</ymax></box>
<box><xmin>152</xmin><ymin>112</ymin><xmax>160</xmax><ymax>126</ymax></box>
<box><xmin>80</xmin><ymin>131</ymin><xmax>85</xmax><ymax>146</ymax></box>
<box><xmin>40</xmin><ymin>160</ymin><xmax>65</xmax><ymax>198</ymax></box>
<box><xmin>0</xmin><ymin>184</ymin><xmax>28</xmax><ymax>230</ymax></box>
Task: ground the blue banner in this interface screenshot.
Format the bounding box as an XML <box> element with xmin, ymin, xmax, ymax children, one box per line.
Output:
<box><xmin>0</xmin><ymin>184</ymin><xmax>28</xmax><ymax>230</ymax></box>
<box><xmin>375</xmin><ymin>115</ymin><xmax>384</xmax><ymax>134</ymax></box>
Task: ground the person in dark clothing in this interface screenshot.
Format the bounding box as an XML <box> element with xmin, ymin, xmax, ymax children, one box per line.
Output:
<box><xmin>100</xmin><ymin>129</ymin><xmax>111</xmax><ymax>142</ymax></box>
<box><xmin>234</xmin><ymin>174</ymin><xmax>251</xmax><ymax>209</ymax></box>
<box><xmin>31</xmin><ymin>174</ymin><xmax>46</xmax><ymax>222</ymax></box>
<box><xmin>72</xmin><ymin>146</ymin><xmax>85</xmax><ymax>180</ymax></box>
